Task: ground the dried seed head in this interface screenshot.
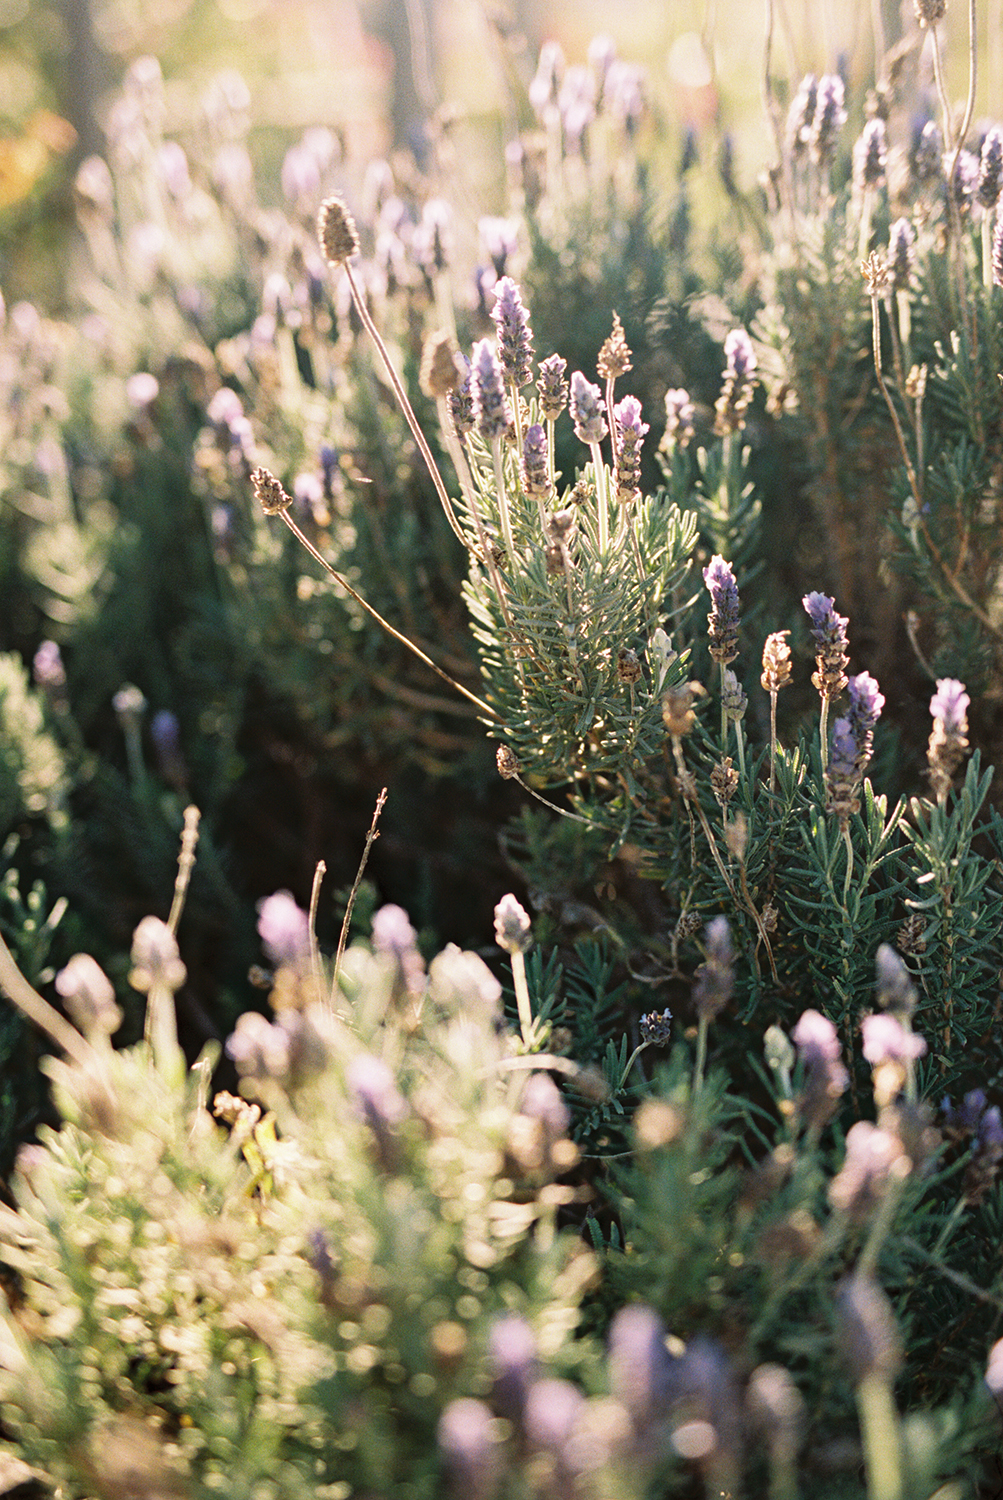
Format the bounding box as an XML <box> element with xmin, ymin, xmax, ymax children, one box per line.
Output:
<box><xmin>496</xmin><ymin>745</ymin><xmax>520</xmax><ymax>779</ymax></box>
<box><xmin>317</xmin><ymin>195</ymin><xmax>360</xmax><ymax>266</ymax></box>
<box><xmin>711</xmin><ymin>757</ymin><xmax>739</xmax><ymax>808</ymax></box>
<box><xmin>547</xmin><ymin>507</ymin><xmax>576</xmax><ymax>542</ymax></box>
<box><xmin>617</xmin><ymin>647</ymin><xmax>642</xmax><ymax>684</ymax></box>
<box><xmin>861</xmin><ymin>250</ymin><xmax>889</xmax><ymax>297</ymax></box>
<box><xmin>721</xmin><ymin>668</ymin><xmax>747</xmax><ymax>722</ymax></box>
<box><xmin>597</xmin><ymin>311</ymin><xmax>633</xmax><ymax>381</ymax></box>
<box><xmin>896</xmin><ymin>913</ymin><xmax>927</xmax><ymax>955</ymax></box>
<box><xmin>662</xmin><ymin>681</ymin><xmax>705</xmax><ymax>737</ymax></box>
<box><xmin>419</xmin><ymin>330</ymin><xmax>463</xmax><ymax>399</ymax></box>
<box><xmin>761</xmin><ymin>631</ymin><xmax>792</xmax><ymax>694</ymax></box>
<box><xmin>913</xmin><ymin>0</ymin><xmax>946</xmax><ymax>26</ymax></box>
<box><xmin>544</xmin><ymin>544</ymin><xmax>563</xmax><ymax>574</ymax></box>
<box><xmin>251</xmin><ymin>465</ymin><xmax>293</xmax><ymax>515</ymax></box>
<box><xmin>639</xmin><ymin>1007</ymin><xmax>673</xmax><ymax>1045</ymax></box>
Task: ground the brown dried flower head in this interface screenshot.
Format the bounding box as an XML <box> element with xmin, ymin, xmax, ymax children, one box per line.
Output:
<box><xmin>597</xmin><ymin>312</ymin><xmax>633</xmax><ymax>381</ymax></box>
<box><xmin>496</xmin><ymin>745</ymin><xmax>520</xmax><ymax>779</ymax></box>
<box><xmin>317</xmin><ymin>195</ymin><xmax>361</xmax><ymax>266</ymax></box>
<box><xmin>861</xmin><ymin>250</ymin><xmax>889</xmax><ymax>297</ymax></box>
<box><xmin>913</xmin><ymin>0</ymin><xmax>946</xmax><ymax>25</ymax></box>
<box><xmin>761</xmin><ymin>631</ymin><xmax>792</xmax><ymax>694</ymax></box>
<box><xmin>662</xmin><ymin>681</ymin><xmax>705</xmax><ymax>738</ymax></box>
<box><xmin>419</xmin><ymin>330</ymin><xmax>463</xmax><ymax>399</ymax></box>
<box><xmin>617</xmin><ymin>647</ymin><xmax>643</xmax><ymax>685</ymax></box>
<box><xmin>251</xmin><ymin>465</ymin><xmax>293</xmax><ymax>515</ymax></box>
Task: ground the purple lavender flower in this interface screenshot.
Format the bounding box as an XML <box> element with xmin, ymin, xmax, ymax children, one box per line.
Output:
<box><xmin>569</xmin><ymin>371</ymin><xmax>608</xmax><ymax>444</ymax></box>
<box><xmin>347</xmin><ymin>1052</ymin><xmax>408</xmax><ymax>1130</ymax></box>
<box><xmin>491</xmin><ymin>276</ymin><xmax>534</xmax><ymax>389</ymax></box>
<box><xmin>787</xmin><ymin>75</ymin><xmax>818</xmax><ymax>155</ymax></box>
<box><xmin>604</xmin><ymin>59</ymin><xmax>645</xmax><ymax>133</ymax></box>
<box><xmin>640</xmin><ymin>1007</ymin><xmax>673</xmax><ymax>1045</ymax></box>
<box><xmin>518</xmin><ymin>1072</ymin><xmax>570</xmax><ymax>1141</ymax></box>
<box><xmin>829</xmin><ymin>1120</ymin><xmax>906</xmax><ymax>1217</ymax></box>
<box><xmin>704</xmin><ymin>555</ymin><xmax>740</xmax><ymax>665</ymax></box>
<box><xmin>150</xmin><ymin>709</ymin><xmax>187</xmax><ymax>789</ymax></box>
<box><xmin>810</xmin><ymin>75</ymin><xmax>847</xmax><ymax>166</ymax></box>
<box><xmin>911</xmin><ymin>119</ymin><xmax>943</xmax><ymax>186</ymax></box>
<box><xmin>522</xmin><ymin>422</ymin><xmax>550</xmax><ymax>499</ymax></box>
<box><xmin>613</xmin><ymin>394</ymin><xmax>648</xmax><ymax>504</ymax></box>
<box><xmin>448</xmin><ymin>354</ymin><xmax>475</xmax><ymax>437</ymax></box>
<box><xmin>488</xmin><ymin>1315</ymin><xmax>538</xmax><ymax>1425</ymax></box>
<box><xmin>928</xmin><ymin>677</ymin><xmax>970</xmax><ymax>800</ymax></box>
<box><xmin>978</xmin><ymin>127</ymin><xmax>1003</xmax><ymax>210</ymax></box>
<box><xmin>372</xmin><ymin>903</ymin><xmax>425</xmax><ymax>998</ymax></box>
<box><xmin>947</xmin><ymin>149</ymin><xmax>979</xmax><ymax>216</ymax></box>
<box><xmin>494</xmin><ymin>892</ymin><xmax>532</xmax><ymax>954</ymax></box>
<box><xmin>846</xmin><ymin>671</ymin><xmax>884</xmax><ymax>774</ymax></box>
<box><xmin>257</xmin><ymin>890</ymin><xmax>311</xmax><ymax>968</ymax></box>
<box><xmin>126</xmin><ymin>372</ymin><xmax>159</xmax><ymax>409</ymax></box>
<box><xmin>608</xmin><ymin>1303</ymin><xmax>674</xmax><ymax>1424</ymax></box>
<box><xmin>537</xmin><ymin>353</ymin><xmax>568</xmax><ymax>420</ymax></box>
<box><xmin>791</xmin><ymin>1008</ymin><xmax>848</xmax><ymax>1130</ymax></box>
<box><xmin>692</xmin><ymin>916</ymin><xmax>734</xmax><ymax>1022</ymax></box>
<box><xmin>558</xmin><ymin>65</ymin><xmax>596</xmax><ymax>150</ymax></box>
<box><xmin>724</xmin><ymin>327</ymin><xmax>756</xmax><ymax>381</ymax></box>
<box><xmin>836</xmin><ymin>1273</ymin><xmax>902</xmax><ymax>1383</ymax></box>
<box><xmin>529</xmin><ymin>40</ymin><xmax>564</xmax><ymax>119</ymax></box>
<box><xmin>941</xmin><ymin>1088</ymin><xmax>988</xmax><ymax>1137</ymax></box>
<box><xmin>994</xmin><ymin>213</ymin><xmax>1003</xmax><ymax>288</ymax></box>
<box><xmin>471</xmin><ymin>339</ymin><xmax>511</xmax><ymax>442</ymax></box>
<box><xmin>854</xmin><ymin>118</ymin><xmax>887</xmax><ymax>191</ymax></box>
<box><xmin>437</xmin><ymin>1398</ymin><xmax>501</xmax><ymax>1500</ymax></box>
<box><xmin>875</xmin><ymin>943</ymin><xmax>917</xmax><ymax>1016</ymax></box>
<box><xmin>803</xmin><ymin>591</ymin><xmax>850</xmax><ymax>701</ymax></box>
<box><xmin>861</xmin><ymin>1013</ymin><xmax>927</xmax><ymax>1066</ymax></box>
<box><xmin>478</xmin><ymin>216</ymin><xmax>520</xmax><ymax>279</ymax></box>
<box><xmin>33</xmin><ymin>640</ymin><xmax>66</xmax><ymax>694</ymax></box>
<box><xmin>523</xmin><ymin>1377</ymin><xmax>585</xmax><ymax>1456</ymax></box>
<box><xmin>413</xmin><ymin>197</ymin><xmax>453</xmax><ymax>275</ymax></box>
<box><xmin>888</xmin><ymin>218</ymin><xmax>916</xmax><ymax>292</ymax></box>
<box><xmin>714</xmin><ymin>329</ymin><xmax>757</xmax><ymax>435</ymax></box>
<box><xmin>827</xmin><ymin>716</ymin><xmax>859</xmax><ymax>780</ymax></box>
<box><xmin>663</xmin><ymin>387</ymin><xmax>695</xmax><ymax>447</ymax></box>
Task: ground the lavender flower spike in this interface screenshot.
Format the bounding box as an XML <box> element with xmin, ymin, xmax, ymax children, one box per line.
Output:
<box><xmin>569</xmin><ymin>370</ymin><xmax>607</xmax><ymax>444</ymax></box>
<box><xmin>854</xmin><ymin>119</ymin><xmax>887</xmax><ymax>192</ymax></box>
<box><xmin>704</xmin><ymin>555</ymin><xmax>740</xmax><ymax>665</ymax></box>
<box><xmin>803</xmin><ymin>590</ymin><xmax>850</xmax><ymax>702</ymax></box>
<box><xmin>887</xmin><ymin>219</ymin><xmax>916</xmax><ymax>293</ymax></box>
<box><xmin>537</xmin><ymin>353</ymin><xmax>568</xmax><ymax>421</ymax></box>
<box><xmin>491</xmin><ymin>276</ymin><xmax>534</xmax><ymax>389</ymax></box>
<box><xmin>810</xmin><ymin>74</ymin><xmax>846</xmax><ymax>168</ymax></box>
<box><xmin>825</xmin><ymin>716</ymin><xmax>862</xmax><ymax>827</ymax></box>
<box><xmin>613</xmin><ymin>394</ymin><xmax>647</xmax><ymax>505</ymax></box>
<box><xmin>714</xmin><ymin>328</ymin><xmax>757</xmax><ymax>435</ymax></box>
<box><xmin>977</xmin><ymin>127</ymin><xmax>1003</xmax><ymax>211</ymax></box>
<box><xmin>927</xmin><ymin>677</ymin><xmax>970</xmax><ymax>801</ymax></box>
<box><xmin>471</xmin><ymin>338</ymin><xmax>511</xmax><ymax>441</ymax></box>
<box><xmin>846</xmin><ymin>671</ymin><xmax>884</xmax><ymax>776</ymax></box>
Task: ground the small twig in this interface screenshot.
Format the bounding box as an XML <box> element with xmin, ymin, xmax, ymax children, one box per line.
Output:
<box><xmin>309</xmin><ymin>858</ymin><xmax>327</xmax><ymax>1004</ymax></box>
<box><xmin>0</xmin><ymin>931</ymin><xmax>100</xmax><ymax>1074</ymax></box>
<box><xmin>333</xmin><ymin>788</ymin><xmax>388</xmax><ymax>998</ymax></box>
<box><xmin>167</xmin><ymin>805</ymin><xmax>201</xmax><ymax>938</ymax></box>
<box><xmin>278</xmin><ymin>508</ymin><xmax>500</xmax><ymax>719</ymax></box>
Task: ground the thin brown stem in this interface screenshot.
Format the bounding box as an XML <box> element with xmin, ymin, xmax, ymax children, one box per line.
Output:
<box><xmin>279</xmin><ymin>509</ymin><xmax>499</xmax><ymax>719</ymax></box>
<box><xmin>333</xmin><ymin>788</ymin><xmax>387</xmax><ymax>997</ymax></box>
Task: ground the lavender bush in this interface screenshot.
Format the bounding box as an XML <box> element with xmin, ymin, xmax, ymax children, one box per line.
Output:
<box><xmin>0</xmin><ymin>12</ymin><xmax>1002</xmax><ymax>1500</ymax></box>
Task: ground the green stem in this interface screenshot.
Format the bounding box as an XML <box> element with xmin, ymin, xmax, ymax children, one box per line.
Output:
<box><xmin>693</xmin><ymin>1014</ymin><xmax>709</xmax><ymax>1094</ymax></box>
<box><xmin>491</xmin><ymin>437</ymin><xmax>516</xmax><ymax>564</ymax></box>
<box><xmin>857</xmin><ymin>1374</ymin><xmax>903</xmax><ymax>1500</ymax></box>
<box><xmin>589</xmin><ymin>440</ymin><xmax>609</xmax><ymax>553</ymax></box>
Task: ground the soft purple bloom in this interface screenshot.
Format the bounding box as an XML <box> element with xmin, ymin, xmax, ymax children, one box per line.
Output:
<box><xmin>558</xmin><ymin>65</ymin><xmax>595</xmax><ymax>149</ymax></box>
<box><xmin>692</xmin><ymin>915</ymin><xmax>734</xmax><ymax>1022</ymax></box>
<box><xmin>126</xmin><ymin>372</ymin><xmax>159</xmax><ymax>409</ymax></box>
<box><xmin>537</xmin><ymin>353</ymin><xmax>568</xmax><ymax>420</ymax></box>
<box><xmin>912</xmin><ymin>119</ymin><xmax>943</xmax><ymax>185</ymax></box>
<box><xmin>791</xmin><ymin>1008</ymin><xmax>848</xmax><ymax>1127</ymax></box>
<box><xmin>256</xmin><ymin>890</ymin><xmax>311</xmax><ymax>967</ymax></box>
<box><xmin>518</xmin><ymin>1072</ymin><xmax>570</xmax><ymax>1140</ymax></box>
<box><xmin>226</xmin><ymin>1010</ymin><xmax>291</xmax><ymax>1079</ymax></box>
<box><xmin>347</xmin><ymin>1053</ymin><xmax>408</xmax><ymax>1129</ymax></box>
<box><xmin>861</xmin><ymin>1013</ymin><xmax>927</xmax><ymax>1065</ymax></box>
<box><xmin>437</xmin><ymin>1398</ymin><xmax>500</xmax><ymax>1499</ymax></box>
<box><xmin>150</xmin><ymin>709</ymin><xmax>187</xmax><ymax>788</ymax></box>
<box><xmin>854</xmin><ymin>118</ymin><xmax>887</xmax><ymax>190</ymax></box>
<box><xmin>470</xmin><ymin>339</ymin><xmax>511</xmax><ymax>441</ymax></box>
<box><xmin>491</xmin><ymin>276</ymin><xmax>534</xmax><ymax>388</ymax></box>
<box><xmin>846</xmin><ymin>671</ymin><xmax>884</xmax><ymax>775</ymax></box>
<box><xmin>827</xmin><ymin>716</ymin><xmax>860</xmax><ymax>781</ymax></box>
<box><xmin>930</xmin><ymin>678</ymin><xmax>970</xmax><ymax>733</ymax></box>
<box><xmin>524</xmin><ymin>1377</ymin><xmax>585</xmax><ymax>1454</ymax></box>
<box><xmin>604</xmin><ymin>60</ymin><xmax>645</xmax><ymax>131</ymax></box>
<box><xmin>608</xmin><ymin>1304</ymin><xmax>674</xmax><ymax>1422</ymax></box>
<box><xmin>994</xmin><ymin>214</ymin><xmax>1003</xmax><ymax>288</ymax></box>
<box><xmin>704</xmin><ymin>555</ymin><xmax>740</xmax><ymax>665</ymax></box>
<box><xmin>522</xmin><ymin>422</ymin><xmax>549</xmax><ymax>497</ymax></box>
<box><xmin>488</xmin><ymin>1315</ymin><xmax>538</xmax><ymax>1424</ymax></box>
<box><xmin>875</xmin><ymin>943</ymin><xmax>917</xmax><ymax>1016</ymax></box>
<box><xmin>413</xmin><ymin>197</ymin><xmax>453</xmax><ymax>275</ymax></box>
<box><xmin>569</xmin><ymin>371</ymin><xmax>607</xmax><ymax>444</ymax></box>
<box><xmin>663</xmin><ymin>387</ymin><xmax>695</xmax><ymax>446</ymax></box>
<box><xmin>979</xmin><ymin>1106</ymin><xmax>1003</xmax><ymax>1152</ymax></box>
<box><xmin>802</xmin><ymin>591</ymin><xmax>846</xmax><ymax>647</ymax></box>
<box><xmin>787</xmin><ymin>74</ymin><xmax>818</xmax><ymax>153</ymax></box>
<box><xmin>614</xmin><ymin>394</ymin><xmax>648</xmax><ymax>442</ymax></box>
<box><xmin>978</xmin><ymin>127</ymin><xmax>1003</xmax><ymax>209</ymax></box>
<box><xmin>55</xmin><ymin>953</ymin><xmax>122</xmax><ymax>1038</ymax></box>
<box><xmin>529</xmin><ymin>40</ymin><xmax>564</xmax><ymax>119</ymax></box>
<box><xmin>371</xmin><ymin>903</ymin><xmax>417</xmax><ymax>958</ymax></box>
<box><xmin>888</xmin><ymin>219</ymin><xmax>916</xmax><ymax>292</ymax></box>
<box><xmin>810</xmin><ymin>75</ymin><xmax>846</xmax><ymax>164</ymax></box>
<box><xmin>479</xmin><ymin>216</ymin><xmax>520</xmax><ymax>279</ymax></box>
<box><xmin>829</xmin><ymin>1120</ymin><xmax>905</xmax><ymax>1215</ymax></box>
<box><xmin>986</xmin><ymin>1338</ymin><xmax>1003</xmax><ymax>1399</ymax></box>
<box><xmin>33</xmin><ymin>640</ymin><xmax>65</xmax><ymax>692</ymax></box>
<box><xmin>947</xmin><ymin>149</ymin><xmax>979</xmax><ymax>214</ymax></box>
<box><xmin>724</xmin><ymin>327</ymin><xmax>756</xmax><ymax>381</ymax></box>
<box><xmin>448</xmin><ymin>354</ymin><xmax>475</xmax><ymax>437</ymax></box>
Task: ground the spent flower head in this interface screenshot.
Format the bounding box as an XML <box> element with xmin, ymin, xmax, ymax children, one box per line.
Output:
<box><xmin>928</xmin><ymin>677</ymin><xmax>970</xmax><ymax>801</ymax></box>
<box><xmin>692</xmin><ymin>916</ymin><xmax>734</xmax><ymax>1022</ymax></box>
<box><xmin>761</xmin><ymin>631</ymin><xmax>792</xmax><ymax>694</ymax></box>
<box><xmin>55</xmin><ymin>954</ymin><xmax>122</xmax><ymax>1040</ymax></box>
<box><xmin>129</xmin><ymin>916</ymin><xmax>186</xmax><ymax>994</ymax></box>
<box><xmin>317</xmin><ymin>195</ymin><xmax>360</xmax><ymax>267</ymax></box>
<box><xmin>597</xmin><ymin>312</ymin><xmax>632</xmax><ymax>381</ymax></box>
<box><xmin>494</xmin><ymin>893</ymin><xmax>533</xmax><ymax>954</ymax></box>
<box><xmin>875</xmin><ymin>943</ymin><xmax>918</xmax><ymax>1017</ymax></box>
